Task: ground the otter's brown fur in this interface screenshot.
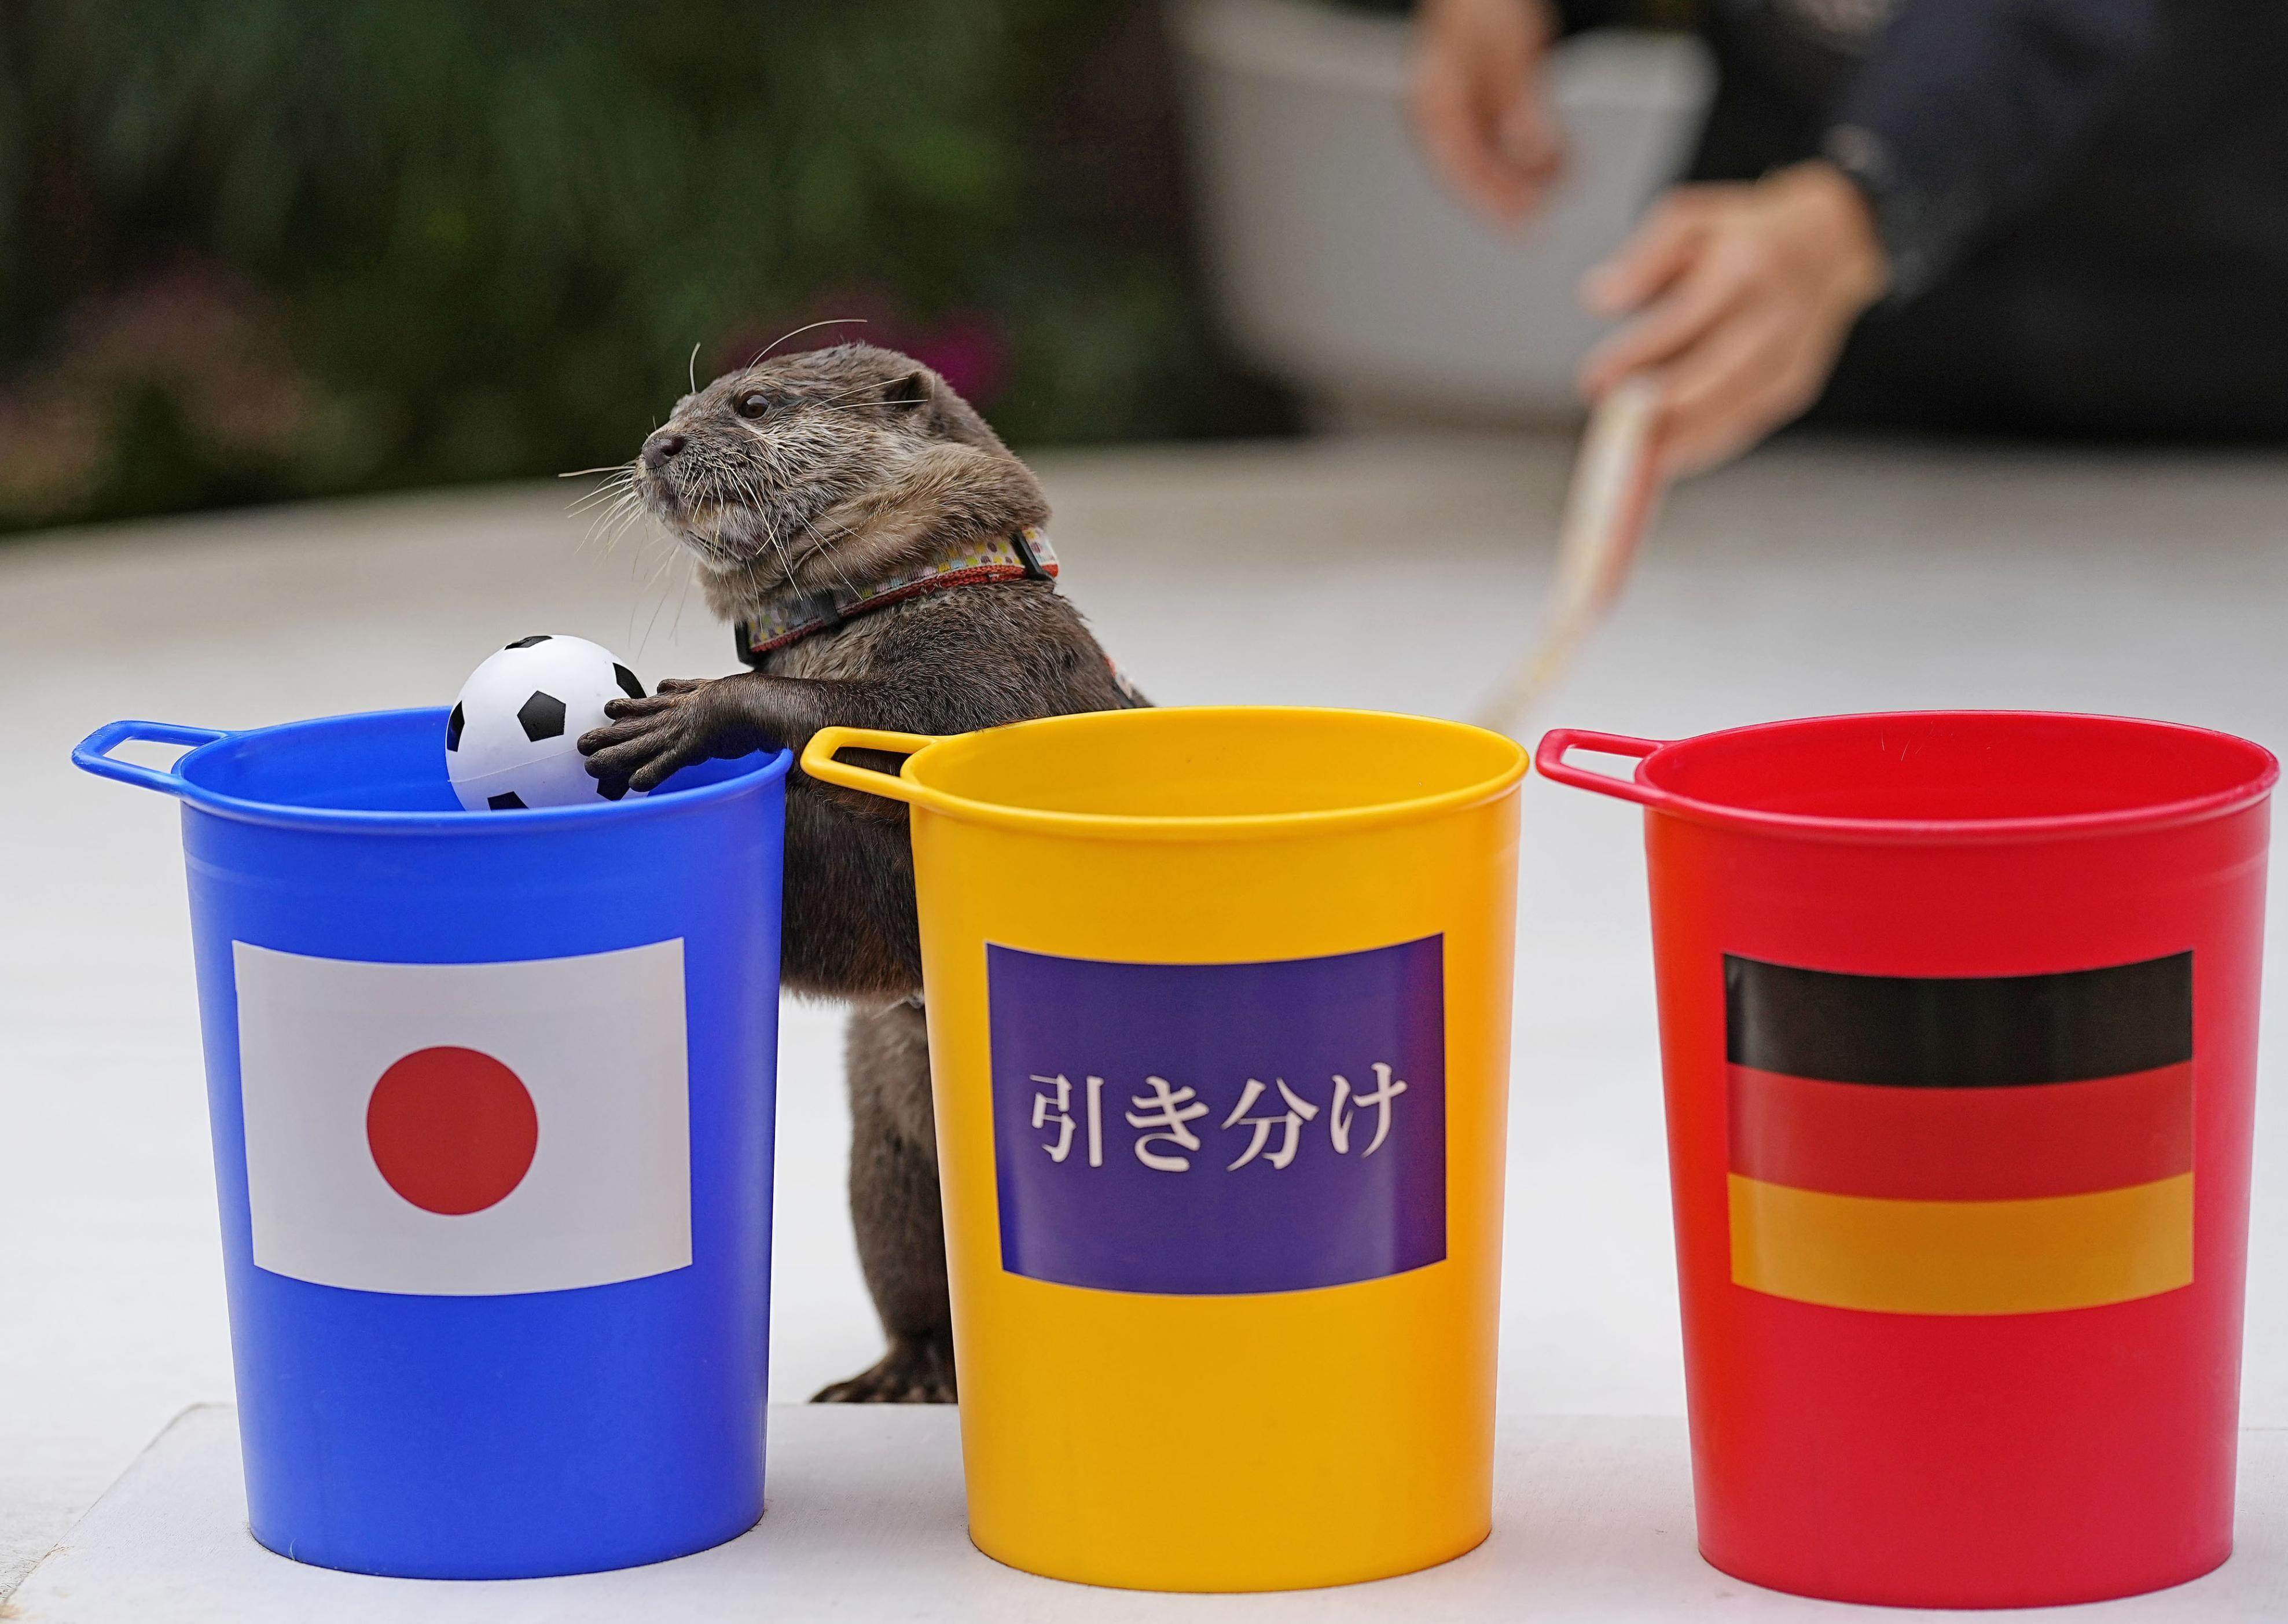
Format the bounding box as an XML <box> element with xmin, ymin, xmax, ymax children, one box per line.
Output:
<box><xmin>578</xmin><ymin>343</ymin><xmax>1136</xmax><ymax>1401</ymax></box>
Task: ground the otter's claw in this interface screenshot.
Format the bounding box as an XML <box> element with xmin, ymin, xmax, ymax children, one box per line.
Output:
<box><xmin>813</xmin><ymin>1336</ymin><xmax>957</xmax><ymax>1404</ymax></box>
<box><xmin>579</xmin><ymin>668</ymin><xmax>818</xmax><ymax>792</ymax></box>
<box><xmin>578</xmin><ymin>679</ymin><xmax>717</xmax><ymax>793</ymax></box>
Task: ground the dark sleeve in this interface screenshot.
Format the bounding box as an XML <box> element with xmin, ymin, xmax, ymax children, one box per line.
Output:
<box><xmin>1365</xmin><ymin>0</ymin><xmax>1649</xmax><ymax>29</ymax></box>
<box><xmin>1547</xmin><ymin>0</ymin><xmax>1655</xmax><ymax>32</ymax></box>
<box><xmin>1821</xmin><ymin>0</ymin><xmax>2161</xmax><ymax>300</ymax></box>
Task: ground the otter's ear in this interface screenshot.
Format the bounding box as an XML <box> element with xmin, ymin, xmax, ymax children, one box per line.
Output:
<box><xmin>885</xmin><ymin>370</ymin><xmax>934</xmax><ymax>413</ymax></box>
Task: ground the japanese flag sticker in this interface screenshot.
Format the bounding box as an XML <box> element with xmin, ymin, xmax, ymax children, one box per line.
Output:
<box><xmin>232</xmin><ymin>939</ymin><xmax>692</xmax><ymax>1296</ymax></box>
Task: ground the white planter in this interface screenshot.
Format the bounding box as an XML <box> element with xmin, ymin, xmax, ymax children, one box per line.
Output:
<box><xmin>1174</xmin><ymin>0</ymin><xmax>1713</xmax><ymax>423</ymax></box>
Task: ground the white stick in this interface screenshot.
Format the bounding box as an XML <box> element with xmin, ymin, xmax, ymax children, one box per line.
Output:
<box><xmin>1474</xmin><ymin>376</ymin><xmax>1665</xmax><ymax>737</ymax></box>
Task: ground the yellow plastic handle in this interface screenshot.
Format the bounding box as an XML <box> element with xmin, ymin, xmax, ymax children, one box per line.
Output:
<box><xmin>799</xmin><ymin>726</ymin><xmax>944</xmax><ymax>804</ymax></box>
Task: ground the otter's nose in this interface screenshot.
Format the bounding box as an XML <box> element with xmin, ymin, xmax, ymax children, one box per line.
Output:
<box><xmin>641</xmin><ymin>432</ymin><xmax>686</xmax><ymax>471</ymax></box>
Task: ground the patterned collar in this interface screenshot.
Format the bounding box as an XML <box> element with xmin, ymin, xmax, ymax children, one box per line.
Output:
<box><xmin>733</xmin><ymin>526</ymin><xmax>1059</xmax><ymax>664</ymax></box>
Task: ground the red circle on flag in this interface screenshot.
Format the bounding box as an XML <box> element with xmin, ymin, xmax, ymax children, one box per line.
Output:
<box><xmin>365</xmin><ymin>1046</ymin><xmax>539</xmax><ymax>1215</ymax></box>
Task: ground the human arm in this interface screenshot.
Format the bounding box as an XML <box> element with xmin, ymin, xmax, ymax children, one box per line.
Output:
<box><xmin>1578</xmin><ymin>0</ymin><xmax>2164</xmax><ymax>475</ymax></box>
<box><xmin>1821</xmin><ymin>0</ymin><xmax>2162</xmax><ymax>300</ymax></box>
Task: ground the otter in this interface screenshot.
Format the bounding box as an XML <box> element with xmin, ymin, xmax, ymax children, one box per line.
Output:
<box><xmin>578</xmin><ymin>342</ymin><xmax>1137</xmax><ymax>1402</ymax></box>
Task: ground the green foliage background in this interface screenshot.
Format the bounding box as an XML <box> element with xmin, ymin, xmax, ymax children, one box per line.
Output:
<box><xmin>0</xmin><ymin>1</ymin><xmax>1290</xmax><ymax>531</ymax></box>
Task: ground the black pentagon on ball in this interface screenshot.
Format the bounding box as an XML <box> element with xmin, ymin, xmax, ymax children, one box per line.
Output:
<box><xmin>445</xmin><ymin>701</ymin><xmax>465</xmax><ymax>751</ymax></box>
<box><xmin>504</xmin><ymin>634</ymin><xmax>552</xmax><ymax>649</ymax></box>
<box><xmin>517</xmin><ymin>690</ymin><xmax>568</xmax><ymax>742</ymax></box>
<box><xmin>596</xmin><ymin>774</ymin><xmax>630</xmax><ymax>802</ymax></box>
<box><xmin>613</xmin><ymin>662</ymin><xmax>644</xmax><ymax>701</ymax></box>
<box><xmin>487</xmin><ymin>791</ymin><xmax>527</xmax><ymax>810</ymax></box>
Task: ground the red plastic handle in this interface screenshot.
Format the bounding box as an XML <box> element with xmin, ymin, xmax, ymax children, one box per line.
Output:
<box><xmin>1534</xmin><ymin>728</ymin><xmax>1678</xmax><ymax>810</ymax></box>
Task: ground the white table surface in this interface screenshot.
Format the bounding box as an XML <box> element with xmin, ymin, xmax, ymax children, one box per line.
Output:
<box><xmin>13</xmin><ymin>1405</ymin><xmax>2288</xmax><ymax>1623</ymax></box>
<box><xmin>7</xmin><ymin>430</ymin><xmax>2288</xmax><ymax>1596</ymax></box>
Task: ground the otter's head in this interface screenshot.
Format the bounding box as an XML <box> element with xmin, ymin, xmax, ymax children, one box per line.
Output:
<box><xmin>632</xmin><ymin>342</ymin><xmax>1046</xmax><ymax>615</ymax></box>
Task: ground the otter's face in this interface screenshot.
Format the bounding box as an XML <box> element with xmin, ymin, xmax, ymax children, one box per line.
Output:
<box><xmin>632</xmin><ymin>343</ymin><xmax>956</xmax><ymax>589</ymax></box>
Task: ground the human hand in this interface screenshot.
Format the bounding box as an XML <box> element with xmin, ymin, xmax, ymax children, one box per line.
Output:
<box><xmin>1409</xmin><ymin>0</ymin><xmax>1568</xmax><ymax>227</ymax></box>
<box><xmin>1578</xmin><ymin>162</ymin><xmax>1889</xmax><ymax>479</ymax></box>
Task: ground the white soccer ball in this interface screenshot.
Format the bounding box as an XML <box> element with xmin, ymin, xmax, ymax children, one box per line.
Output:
<box><xmin>445</xmin><ymin>634</ymin><xmax>647</xmax><ymax>811</ymax></box>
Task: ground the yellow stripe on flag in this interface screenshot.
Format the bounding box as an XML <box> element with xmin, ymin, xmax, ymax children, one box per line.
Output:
<box><xmin>1728</xmin><ymin>1171</ymin><xmax>2193</xmax><ymax>1315</ymax></box>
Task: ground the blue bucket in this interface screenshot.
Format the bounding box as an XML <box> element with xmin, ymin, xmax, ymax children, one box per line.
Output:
<box><xmin>73</xmin><ymin>707</ymin><xmax>788</xmax><ymax>1579</ymax></box>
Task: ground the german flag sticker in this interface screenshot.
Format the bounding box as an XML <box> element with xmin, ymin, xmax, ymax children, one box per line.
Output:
<box><xmin>1726</xmin><ymin>952</ymin><xmax>2194</xmax><ymax>1315</ymax></box>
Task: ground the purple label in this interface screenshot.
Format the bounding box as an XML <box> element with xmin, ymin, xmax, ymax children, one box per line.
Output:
<box><xmin>987</xmin><ymin>937</ymin><xmax>1446</xmax><ymax>1295</ymax></box>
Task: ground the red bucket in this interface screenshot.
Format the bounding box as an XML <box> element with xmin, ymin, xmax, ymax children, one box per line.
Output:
<box><xmin>1539</xmin><ymin>711</ymin><xmax>2276</xmax><ymax>1608</ymax></box>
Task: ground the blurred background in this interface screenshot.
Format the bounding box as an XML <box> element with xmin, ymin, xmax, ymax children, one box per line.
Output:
<box><xmin>7</xmin><ymin>0</ymin><xmax>2287</xmax><ymax>1604</ymax></box>
<box><xmin>0</xmin><ymin>0</ymin><xmax>1283</xmax><ymax>532</ymax></box>
<box><xmin>0</xmin><ymin>0</ymin><xmax>1721</xmax><ymax>534</ymax></box>
<box><xmin>0</xmin><ymin>1</ymin><xmax>1254</xmax><ymax>528</ymax></box>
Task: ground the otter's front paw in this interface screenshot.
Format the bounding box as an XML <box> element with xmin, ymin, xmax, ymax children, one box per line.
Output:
<box><xmin>812</xmin><ymin>1335</ymin><xmax>956</xmax><ymax>1404</ymax></box>
<box><xmin>578</xmin><ymin>676</ymin><xmax>747</xmax><ymax>795</ymax></box>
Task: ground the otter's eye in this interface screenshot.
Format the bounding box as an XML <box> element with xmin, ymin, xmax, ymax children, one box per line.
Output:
<box><xmin>733</xmin><ymin>391</ymin><xmax>772</xmax><ymax>420</ymax></box>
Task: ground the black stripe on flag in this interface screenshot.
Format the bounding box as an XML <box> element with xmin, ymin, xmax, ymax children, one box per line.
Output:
<box><xmin>1726</xmin><ymin>951</ymin><xmax>2192</xmax><ymax>1087</ymax></box>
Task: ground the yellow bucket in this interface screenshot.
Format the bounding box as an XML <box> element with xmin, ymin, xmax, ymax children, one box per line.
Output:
<box><xmin>802</xmin><ymin>707</ymin><xmax>1526</xmax><ymax>1592</ymax></box>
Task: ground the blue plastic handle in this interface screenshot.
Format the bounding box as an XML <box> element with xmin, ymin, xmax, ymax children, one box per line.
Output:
<box><xmin>72</xmin><ymin>719</ymin><xmax>229</xmax><ymax>798</ymax></box>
